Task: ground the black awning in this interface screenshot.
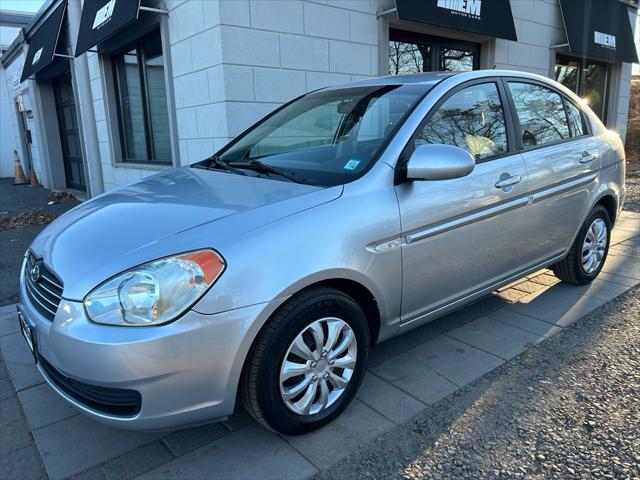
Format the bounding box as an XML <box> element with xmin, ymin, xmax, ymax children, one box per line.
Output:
<box><xmin>20</xmin><ymin>1</ymin><xmax>67</xmax><ymax>82</ymax></box>
<box><xmin>74</xmin><ymin>0</ymin><xmax>141</xmax><ymax>57</ymax></box>
<box><xmin>395</xmin><ymin>0</ymin><xmax>517</xmax><ymax>41</ymax></box>
<box><xmin>559</xmin><ymin>0</ymin><xmax>639</xmax><ymax>64</ymax></box>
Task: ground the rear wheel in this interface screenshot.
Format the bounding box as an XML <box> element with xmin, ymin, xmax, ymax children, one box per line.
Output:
<box><xmin>241</xmin><ymin>288</ymin><xmax>369</xmax><ymax>435</ymax></box>
<box><xmin>551</xmin><ymin>205</ymin><xmax>611</xmax><ymax>285</ymax></box>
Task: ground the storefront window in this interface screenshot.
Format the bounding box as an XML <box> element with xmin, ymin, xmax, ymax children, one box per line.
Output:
<box><xmin>113</xmin><ymin>31</ymin><xmax>171</xmax><ymax>164</ymax></box>
<box><xmin>554</xmin><ymin>55</ymin><xmax>609</xmax><ymax>121</ymax></box>
<box><xmin>389</xmin><ymin>29</ymin><xmax>479</xmax><ymax>75</ymax></box>
<box><xmin>389</xmin><ymin>39</ymin><xmax>431</xmax><ymax>74</ymax></box>
<box><xmin>439</xmin><ymin>48</ymin><xmax>476</xmax><ymax>72</ymax></box>
<box><xmin>554</xmin><ymin>57</ymin><xmax>579</xmax><ymax>92</ymax></box>
<box><xmin>581</xmin><ymin>62</ymin><xmax>608</xmax><ymax>122</ymax></box>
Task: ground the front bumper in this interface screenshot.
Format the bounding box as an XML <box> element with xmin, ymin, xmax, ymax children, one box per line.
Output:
<box><xmin>18</xmin><ymin>278</ymin><xmax>284</xmax><ymax>431</ymax></box>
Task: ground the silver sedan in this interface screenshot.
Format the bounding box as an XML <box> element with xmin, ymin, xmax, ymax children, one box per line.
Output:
<box><xmin>17</xmin><ymin>70</ymin><xmax>626</xmax><ymax>435</ymax></box>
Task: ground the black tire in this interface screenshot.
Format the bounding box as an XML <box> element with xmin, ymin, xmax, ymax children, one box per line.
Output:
<box><xmin>241</xmin><ymin>287</ymin><xmax>370</xmax><ymax>435</ymax></box>
<box><xmin>551</xmin><ymin>205</ymin><xmax>611</xmax><ymax>285</ymax></box>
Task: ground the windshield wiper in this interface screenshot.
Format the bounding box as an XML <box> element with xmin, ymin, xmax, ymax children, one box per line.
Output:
<box><xmin>203</xmin><ymin>155</ymin><xmax>248</xmax><ymax>176</ymax></box>
<box><xmin>229</xmin><ymin>160</ymin><xmax>306</xmax><ymax>184</ymax></box>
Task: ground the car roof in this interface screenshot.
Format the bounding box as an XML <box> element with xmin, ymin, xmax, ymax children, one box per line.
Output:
<box><xmin>314</xmin><ymin>69</ymin><xmax>603</xmax><ymax>133</ymax></box>
<box><xmin>321</xmin><ymin>69</ymin><xmax>561</xmax><ymax>90</ymax></box>
<box><xmin>319</xmin><ymin>72</ymin><xmax>455</xmax><ymax>91</ymax></box>
<box><xmin>351</xmin><ymin>72</ymin><xmax>457</xmax><ymax>86</ymax></box>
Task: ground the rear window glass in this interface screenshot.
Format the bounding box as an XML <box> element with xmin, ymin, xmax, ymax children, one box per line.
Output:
<box><xmin>508</xmin><ymin>82</ymin><xmax>570</xmax><ymax>148</ymax></box>
<box><xmin>565</xmin><ymin>100</ymin><xmax>586</xmax><ymax>137</ymax></box>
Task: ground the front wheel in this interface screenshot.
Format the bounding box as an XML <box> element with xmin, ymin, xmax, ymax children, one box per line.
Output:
<box><xmin>241</xmin><ymin>288</ymin><xmax>369</xmax><ymax>435</ymax></box>
<box><xmin>551</xmin><ymin>205</ymin><xmax>611</xmax><ymax>285</ymax></box>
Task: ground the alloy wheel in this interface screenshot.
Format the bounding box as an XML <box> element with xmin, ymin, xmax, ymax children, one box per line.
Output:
<box><xmin>279</xmin><ymin>317</ymin><xmax>357</xmax><ymax>416</ymax></box>
<box><xmin>581</xmin><ymin>218</ymin><xmax>607</xmax><ymax>274</ymax></box>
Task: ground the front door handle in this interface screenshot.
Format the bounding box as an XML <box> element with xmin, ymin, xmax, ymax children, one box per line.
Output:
<box><xmin>495</xmin><ymin>175</ymin><xmax>523</xmax><ymax>189</ymax></box>
<box><xmin>579</xmin><ymin>152</ymin><xmax>597</xmax><ymax>164</ymax></box>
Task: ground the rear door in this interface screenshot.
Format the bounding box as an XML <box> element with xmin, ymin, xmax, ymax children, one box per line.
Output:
<box><xmin>504</xmin><ymin>80</ymin><xmax>602</xmax><ymax>266</ymax></box>
<box><xmin>396</xmin><ymin>79</ymin><xmax>531</xmax><ymax>324</ymax></box>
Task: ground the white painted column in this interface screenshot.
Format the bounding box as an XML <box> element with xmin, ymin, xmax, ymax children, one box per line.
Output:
<box><xmin>67</xmin><ymin>0</ymin><xmax>104</xmax><ymax>197</ymax></box>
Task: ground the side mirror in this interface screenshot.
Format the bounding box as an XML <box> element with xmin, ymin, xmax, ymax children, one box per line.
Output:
<box><xmin>406</xmin><ymin>144</ymin><xmax>475</xmax><ymax>181</ymax></box>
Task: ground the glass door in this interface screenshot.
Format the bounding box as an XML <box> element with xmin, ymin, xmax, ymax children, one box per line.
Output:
<box><xmin>554</xmin><ymin>55</ymin><xmax>610</xmax><ymax>122</ymax></box>
<box><xmin>389</xmin><ymin>29</ymin><xmax>479</xmax><ymax>75</ymax></box>
<box><xmin>15</xmin><ymin>100</ymin><xmax>34</xmax><ymax>178</ymax></box>
<box><xmin>581</xmin><ymin>61</ymin><xmax>609</xmax><ymax>122</ymax></box>
<box><xmin>52</xmin><ymin>72</ymin><xmax>86</xmax><ymax>191</ymax></box>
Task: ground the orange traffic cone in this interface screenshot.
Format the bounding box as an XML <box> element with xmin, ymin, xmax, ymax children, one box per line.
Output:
<box><xmin>13</xmin><ymin>150</ymin><xmax>27</xmax><ymax>185</ymax></box>
<box><xmin>29</xmin><ymin>166</ymin><xmax>40</xmax><ymax>187</ymax></box>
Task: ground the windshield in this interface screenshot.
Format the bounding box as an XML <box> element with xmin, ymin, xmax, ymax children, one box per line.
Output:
<box><xmin>208</xmin><ymin>84</ymin><xmax>429</xmax><ymax>186</ymax></box>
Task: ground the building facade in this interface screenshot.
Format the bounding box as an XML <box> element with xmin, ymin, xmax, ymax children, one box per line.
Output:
<box><xmin>1</xmin><ymin>0</ymin><xmax>638</xmax><ymax>196</ymax></box>
<box><xmin>0</xmin><ymin>9</ymin><xmax>32</xmax><ymax>178</ymax></box>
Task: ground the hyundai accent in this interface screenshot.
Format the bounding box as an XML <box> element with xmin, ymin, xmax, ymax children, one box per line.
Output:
<box><xmin>18</xmin><ymin>70</ymin><xmax>626</xmax><ymax>434</ymax></box>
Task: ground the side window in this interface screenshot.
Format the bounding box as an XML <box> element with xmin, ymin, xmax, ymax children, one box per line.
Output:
<box><xmin>564</xmin><ymin>99</ymin><xmax>586</xmax><ymax>137</ymax></box>
<box><xmin>416</xmin><ymin>83</ymin><xmax>508</xmax><ymax>160</ymax></box>
<box><xmin>508</xmin><ymin>82</ymin><xmax>570</xmax><ymax>148</ymax></box>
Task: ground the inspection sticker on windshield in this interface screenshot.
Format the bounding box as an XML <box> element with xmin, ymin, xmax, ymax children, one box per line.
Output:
<box><xmin>343</xmin><ymin>159</ymin><xmax>360</xmax><ymax>171</ymax></box>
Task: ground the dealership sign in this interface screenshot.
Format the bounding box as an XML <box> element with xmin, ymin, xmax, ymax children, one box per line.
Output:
<box><xmin>395</xmin><ymin>0</ymin><xmax>516</xmax><ymax>41</ymax></box>
<box><xmin>75</xmin><ymin>0</ymin><xmax>141</xmax><ymax>57</ymax></box>
<box><xmin>436</xmin><ymin>0</ymin><xmax>481</xmax><ymax>19</ymax></box>
<box><xmin>559</xmin><ymin>0</ymin><xmax>638</xmax><ymax>63</ymax></box>
<box><xmin>20</xmin><ymin>1</ymin><xmax>66</xmax><ymax>82</ymax></box>
<box><xmin>593</xmin><ymin>31</ymin><xmax>616</xmax><ymax>50</ymax></box>
<box><xmin>31</xmin><ymin>48</ymin><xmax>43</xmax><ymax>65</ymax></box>
<box><xmin>92</xmin><ymin>0</ymin><xmax>116</xmax><ymax>30</ymax></box>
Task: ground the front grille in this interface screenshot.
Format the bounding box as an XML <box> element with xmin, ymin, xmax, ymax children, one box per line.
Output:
<box><xmin>24</xmin><ymin>253</ymin><xmax>63</xmax><ymax>321</ymax></box>
<box><xmin>38</xmin><ymin>355</ymin><xmax>142</xmax><ymax>417</ymax></box>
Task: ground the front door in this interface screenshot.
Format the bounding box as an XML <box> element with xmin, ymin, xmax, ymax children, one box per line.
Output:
<box><xmin>396</xmin><ymin>80</ymin><xmax>531</xmax><ymax>324</ymax></box>
<box><xmin>52</xmin><ymin>72</ymin><xmax>86</xmax><ymax>191</ymax></box>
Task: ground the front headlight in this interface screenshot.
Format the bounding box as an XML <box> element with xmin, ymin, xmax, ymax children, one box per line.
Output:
<box><xmin>84</xmin><ymin>250</ymin><xmax>225</xmax><ymax>326</ymax></box>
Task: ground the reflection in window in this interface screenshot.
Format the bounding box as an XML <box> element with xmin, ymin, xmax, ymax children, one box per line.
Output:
<box><xmin>248</xmin><ymin>88</ymin><xmax>420</xmax><ymax>159</ymax></box>
<box><xmin>565</xmin><ymin>100</ymin><xmax>585</xmax><ymax>137</ymax></box>
<box><xmin>249</xmin><ymin>101</ymin><xmax>344</xmax><ymax>158</ymax></box>
<box><xmin>440</xmin><ymin>48</ymin><xmax>475</xmax><ymax>72</ymax></box>
<box><xmin>219</xmin><ymin>85</ymin><xmax>426</xmax><ymax>186</ymax></box>
<box><xmin>582</xmin><ymin>63</ymin><xmax>608</xmax><ymax>121</ymax></box>
<box><xmin>389</xmin><ymin>40</ymin><xmax>431</xmax><ymax>74</ymax></box>
<box><xmin>509</xmin><ymin>82</ymin><xmax>570</xmax><ymax>148</ymax></box>
<box><xmin>113</xmin><ymin>31</ymin><xmax>171</xmax><ymax>164</ymax></box>
<box><xmin>554</xmin><ymin>55</ymin><xmax>609</xmax><ymax>121</ymax></box>
<box><xmin>417</xmin><ymin>83</ymin><xmax>508</xmax><ymax>160</ymax></box>
<box><xmin>554</xmin><ymin>58</ymin><xmax>579</xmax><ymax>93</ymax></box>
<box><xmin>388</xmin><ymin>30</ymin><xmax>478</xmax><ymax>75</ymax></box>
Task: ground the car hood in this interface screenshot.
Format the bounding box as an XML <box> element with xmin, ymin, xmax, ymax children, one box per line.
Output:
<box><xmin>30</xmin><ymin>167</ymin><xmax>341</xmax><ymax>300</ymax></box>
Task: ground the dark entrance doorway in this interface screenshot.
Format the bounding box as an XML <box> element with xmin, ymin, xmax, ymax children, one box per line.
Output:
<box><xmin>554</xmin><ymin>55</ymin><xmax>610</xmax><ymax>123</ymax></box>
<box><xmin>52</xmin><ymin>72</ymin><xmax>86</xmax><ymax>191</ymax></box>
<box><xmin>14</xmin><ymin>98</ymin><xmax>34</xmax><ymax>178</ymax></box>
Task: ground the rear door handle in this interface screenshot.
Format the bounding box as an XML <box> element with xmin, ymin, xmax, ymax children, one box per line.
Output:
<box><xmin>495</xmin><ymin>175</ymin><xmax>523</xmax><ymax>189</ymax></box>
<box><xmin>579</xmin><ymin>152</ymin><xmax>596</xmax><ymax>164</ymax></box>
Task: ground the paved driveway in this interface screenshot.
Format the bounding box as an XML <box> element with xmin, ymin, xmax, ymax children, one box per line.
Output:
<box><xmin>1</xmin><ymin>211</ymin><xmax>638</xmax><ymax>480</ymax></box>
